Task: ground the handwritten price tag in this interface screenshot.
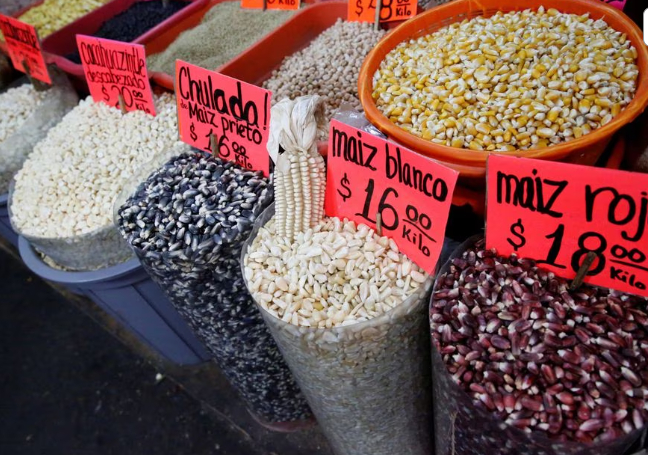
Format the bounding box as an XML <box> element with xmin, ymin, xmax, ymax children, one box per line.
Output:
<box><xmin>175</xmin><ymin>60</ymin><xmax>271</xmax><ymax>176</ymax></box>
<box><xmin>0</xmin><ymin>15</ymin><xmax>50</xmax><ymax>84</ymax></box>
<box><xmin>486</xmin><ymin>155</ymin><xmax>648</xmax><ymax>297</ymax></box>
<box><xmin>325</xmin><ymin>119</ymin><xmax>458</xmax><ymax>274</ymax></box>
<box><xmin>76</xmin><ymin>35</ymin><xmax>156</xmax><ymax>115</ymax></box>
<box><xmin>348</xmin><ymin>0</ymin><xmax>416</xmax><ymax>23</ymax></box>
<box><xmin>241</xmin><ymin>0</ymin><xmax>300</xmax><ymax>10</ymax></box>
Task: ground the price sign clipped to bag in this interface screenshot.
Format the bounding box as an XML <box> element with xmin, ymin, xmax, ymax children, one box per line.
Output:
<box><xmin>0</xmin><ymin>15</ymin><xmax>51</xmax><ymax>84</ymax></box>
<box><xmin>486</xmin><ymin>155</ymin><xmax>648</xmax><ymax>297</ymax></box>
<box><xmin>241</xmin><ymin>0</ymin><xmax>300</xmax><ymax>10</ymax></box>
<box><xmin>76</xmin><ymin>35</ymin><xmax>156</xmax><ymax>115</ymax></box>
<box><xmin>349</xmin><ymin>0</ymin><xmax>416</xmax><ymax>23</ymax></box>
<box><xmin>325</xmin><ymin>119</ymin><xmax>458</xmax><ymax>274</ymax></box>
<box><xmin>175</xmin><ymin>60</ymin><xmax>271</xmax><ymax>176</ymax></box>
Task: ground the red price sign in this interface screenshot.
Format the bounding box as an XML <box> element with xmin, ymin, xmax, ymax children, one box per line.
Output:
<box><xmin>0</xmin><ymin>15</ymin><xmax>50</xmax><ymax>84</ymax></box>
<box><xmin>175</xmin><ymin>60</ymin><xmax>271</xmax><ymax>176</ymax></box>
<box><xmin>76</xmin><ymin>35</ymin><xmax>156</xmax><ymax>115</ymax></box>
<box><xmin>487</xmin><ymin>155</ymin><xmax>648</xmax><ymax>297</ymax></box>
<box><xmin>241</xmin><ymin>0</ymin><xmax>300</xmax><ymax>10</ymax></box>
<box><xmin>325</xmin><ymin>119</ymin><xmax>458</xmax><ymax>274</ymax></box>
<box><xmin>348</xmin><ymin>0</ymin><xmax>416</xmax><ymax>23</ymax></box>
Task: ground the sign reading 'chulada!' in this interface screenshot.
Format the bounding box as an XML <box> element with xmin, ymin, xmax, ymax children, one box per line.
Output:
<box><xmin>175</xmin><ymin>60</ymin><xmax>271</xmax><ymax>175</ymax></box>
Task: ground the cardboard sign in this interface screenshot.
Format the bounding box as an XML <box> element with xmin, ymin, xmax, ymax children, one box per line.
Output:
<box><xmin>325</xmin><ymin>119</ymin><xmax>458</xmax><ymax>274</ymax></box>
<box><xmin>76</xmin><ymin>35</ymin><xmax>156</xmax><ymax>115</ymax></box>
<box><xmin>486</xmin><ymin>155</ymin><xmax>648</xmax><ymax>297</ymax></box>
<box><xmin>241</xmin><ymin>0</ymin><xmax>300</xmax><ymax>10</ymax></box>
<box><xmin>175</xmin><ymin>60</ymin><xmax>271</xmax><ymax>176</ymax></box>
<box><xmin>348</xmin><ymin>0</ymin><xmax>416</xmax><ymax>23</ymax></box>
<box><xmin>0</xmin><ymin>15</ymin><xmax>50</xmax><ymax>84</ymax></box>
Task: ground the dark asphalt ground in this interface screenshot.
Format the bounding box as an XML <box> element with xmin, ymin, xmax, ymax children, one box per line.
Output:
<box><xmin>0</xmin><ymin>249</ymin><xmax>260</xmax><ymax>455</ymax></box>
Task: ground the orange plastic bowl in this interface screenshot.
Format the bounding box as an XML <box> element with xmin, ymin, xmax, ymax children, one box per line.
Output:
<box><xmin>358</xmin><ymin>0</ymin><xmax>648</xmax><ymax>185</ymax></box>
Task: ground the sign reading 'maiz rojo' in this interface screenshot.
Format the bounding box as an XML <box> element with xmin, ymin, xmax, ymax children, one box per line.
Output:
<box><xmin>487</xmin><ymin>155</ymin><xmax>648</xmax><ymax>297</ymax></box>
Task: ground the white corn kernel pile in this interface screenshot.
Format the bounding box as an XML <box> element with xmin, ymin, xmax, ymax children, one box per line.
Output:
<box><xmin>244</xmin><ymin>217</ymin><xmax>428</xmax><ymax>328</ymax></box>
<box><xmin>12</xmin><ymin>94</ymin><xmax>188</xmax><ymax>238</ymax></box>
<box><xmin>0</xmin><ymin>84</ymin><xmax>46</xmax><ymax>143</ymax></box>
<box><xmin>373</xmin><ymin>7</ymin><xmax>639</xmax><ymax>151</ymax></box>
<box><xmin>264</xmin><ymin>20</ymin><xmax>386</xmax><ymax>136</ymax></box>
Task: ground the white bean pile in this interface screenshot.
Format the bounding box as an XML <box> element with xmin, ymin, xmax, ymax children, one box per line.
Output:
<box><xmin>263</xmin><ymin>20</ymin><xmax>386</xmax><ymax>135</ymax></box>
<box><xmin>243</xmin><ymin>208</ymin><xmax>434</xmax><ymax>455</ymax></box>
<box><xmin>12</xmin><ymin>94</ymin><xmax>188</xmax><ymax>238</ymax></box>
<box><xmin>0</xmin><ymin>85</ymin><xmax>46</xmax><ymax>143</ymax></box>
<box><xmin>245</xmin><ymin>216</ymin><xmax>428</xmax><ymax>328</ymax></box>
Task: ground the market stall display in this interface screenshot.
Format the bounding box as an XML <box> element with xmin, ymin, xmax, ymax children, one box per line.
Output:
<box><xmin>17</xmin><ymin>0</ymin><xmax>111</xmax><ymax>38</ymax></box>
<box><xmin>65</xmin><ymin>0</ymin><xmax>188</xmax><ymax>63</ymax></box>
<box><xmin>116</xmin><ymin>153</ymin><xmax>312</xmax><ymax>427</ymax></box>
<box><xmin>9</xmin><ymin>93</ymin><xmax>188</xmax><ymax>270</ymax></box>
<box><xmin>147</xmin><ymin>1</ymin><xmax>294</xmax><ymax>76</ymax></box>
<box><xmin>1</xmin><ymin>0</ymin><xmax>648</xmax><ymax>450</ymax></box>
<box><xmin>430</xmin><ymin>237</ymin><xmax>648</xmax><ymax>454</ymax></box>
<box><xmin>264</xmin><ymin>19</ymin><xmax>385</xmax><ymax>138</ymax></box>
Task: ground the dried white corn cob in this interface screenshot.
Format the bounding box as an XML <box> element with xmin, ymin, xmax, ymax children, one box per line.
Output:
<box><xmin>274</xmin><ymin>147</ymin><xmax>326</xmax><ymax>240</ymax></box>
<box><xmin>268</xmin><ymin>96</ymin><xmax>327</xmax><ymax>241</ymax></box>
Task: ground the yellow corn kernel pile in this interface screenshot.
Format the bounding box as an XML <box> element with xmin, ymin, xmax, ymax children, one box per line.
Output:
<box><xmin>372</xmin><ymin>7</ymin><xmax>639</xmax><ymax>151</ymax></box>
<box><xmin>19</xmin><ymin>0</ymin><xmax>110</xmax><ymax>38</ymax></box>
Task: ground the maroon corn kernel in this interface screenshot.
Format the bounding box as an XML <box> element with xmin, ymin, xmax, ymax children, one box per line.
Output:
<box><xmin>431</xmin><ymin>243</ymin><xmax>648</xmax><ymax>443</ymax></box>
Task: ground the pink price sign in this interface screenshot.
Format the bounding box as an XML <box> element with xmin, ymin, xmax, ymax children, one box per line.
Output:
<box><xmin>325</xmin><ymin>119</ymin><xmax>458</xmax><ymax>274</ymax></box>
<box><xmin>76</xmin><ymin>35</ymin><xmax>156</xmax><ymax>115</ymax></box>
<box><xmin>175</xmin><ymin>60</ymin><xmax>271</xmax><ymax>176</ymax></box>
<box><xmin>0</xmin><ymin>15</ymin><xmax>50</xmax><ymax>84</ymax></box>
<box><xmin>486</xmin><ymin>155</ymin><xmax>648</xmax><ymax>297</ymax></box>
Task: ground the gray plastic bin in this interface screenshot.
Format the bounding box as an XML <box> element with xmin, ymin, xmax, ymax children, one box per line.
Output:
<box><xmin>18</xmin><ymin>236</ymin><xmax>211</xmax><ymax>365</ymax></box>
<box><xmin>0</xmin><ymin>193</ymin><xmax>17</xmax><ymax>247</ymax></box>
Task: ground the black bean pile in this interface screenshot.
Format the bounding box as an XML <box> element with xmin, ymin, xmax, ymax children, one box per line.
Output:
<box><xmin>66</xmin><ymin>0</ymin><xmax>187</xmax><ymax>63</ymax></box>
<box><xmin>117</xmin><ymin>153</ymin><xmax>312</xmax><ymax>423</ymax></box>
<box><xmin>430</xmin><ymin>239</ymin><xmax>648</xmax><ymax>454</ymax></box>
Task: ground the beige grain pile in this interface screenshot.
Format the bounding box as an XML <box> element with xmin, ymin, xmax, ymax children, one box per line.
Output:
<box><xmin>147</xmin><ymin>1</ymin><xmax>294</xmax><ymax>75</ymax></box>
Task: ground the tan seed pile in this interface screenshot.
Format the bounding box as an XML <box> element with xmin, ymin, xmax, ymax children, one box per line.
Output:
<box><xmin>264</xmin><ymin>20</ymin><xmax>386</xmax><ymax>136</ymax></box>
<box><xmin>373</xmin><ymin>7</ymin><xmax>639</xmax><ymax>151</ymax></box>
<box><xmin>147</xmin><ymin>1</ymin><xmax>294</xmax><ymax>75</ymax></box>
<box><xmin>245</xmin><ymin>217</ymin><xmax>427</xmax><ymax>328</ymax></box>
<box><xmin>18</xmin><ymin>0</ymin><xmax>111</xmax><ymax>38</ymax></box>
